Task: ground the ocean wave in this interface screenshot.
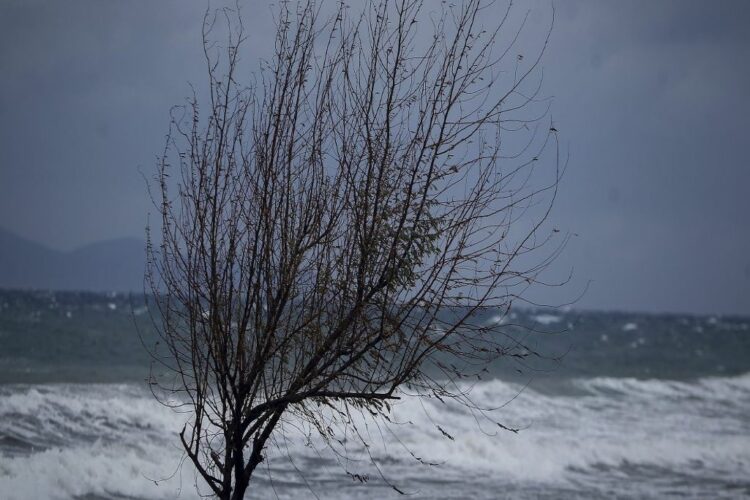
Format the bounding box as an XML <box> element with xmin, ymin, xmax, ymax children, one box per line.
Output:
<box><xmin>0</xmin><ymin>384</ymin><xmax>176</xmax><ymax>452</ymax></box>
<box><xmin>0</xmin><ymin>440</ymin><xmax>193</xmax><ymax>500</ymax></box>
<box><xmin>376</xmin><ymin>374</ymin><xmax>750</xmax><ymax>483</ymax></box>
<box><xmin>1</xmin><ymin>376</ymin><xmax>749</xmax><ymax>498</ymax></box>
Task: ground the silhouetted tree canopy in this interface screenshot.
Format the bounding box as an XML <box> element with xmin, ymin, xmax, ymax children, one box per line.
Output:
<box><xmin>145</xmin><ymin>1</ymin><xmax>561</xmax><ymax>498</ymax></box>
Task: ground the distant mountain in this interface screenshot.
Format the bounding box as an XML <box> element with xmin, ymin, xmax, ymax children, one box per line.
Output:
<box><xmin>0</xmin><ymin>227</ymin><xmax>146</xmax><ymax>292</ymax></box>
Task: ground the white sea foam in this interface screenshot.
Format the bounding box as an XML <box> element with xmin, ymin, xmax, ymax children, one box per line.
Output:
<box><xmin>0</xmin><ymin>385</ymin><xmax>198</xmax><ymax>500</ymax></box>
<box><xmin>1</xmin><ymin>375</ymin><xmax>749</xmax><ymax>499</ymax></box>
<box><xmin>132</xmin><ymin>306</ymin><xmax>148</xmax><ymax>316</ymax></box>
<box><xmin>532</xmin><ymin>314</ymin><xmax>561</xmax><ymax>326</ymax></box>
<box><xmin>0</xmin><ymin>440</ymin><xmax>195</xmax><ymax>500</ymax></box>
<box><xmin>485</xmin><ymin>313</ymin><xmax>506</xmax><ymax>326</ymax></box>
<box><xmin>392</xmin><ymin>375</ymin><xmax>749</xmax><ymax>481</ymax></box>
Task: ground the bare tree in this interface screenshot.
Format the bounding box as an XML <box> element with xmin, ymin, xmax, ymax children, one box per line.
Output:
<box><xmin>146</xmin><ymin>0</ymin><xmax>561</xmax><ymax>498</ymax></box>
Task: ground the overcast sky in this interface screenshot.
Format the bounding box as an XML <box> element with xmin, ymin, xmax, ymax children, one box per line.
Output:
<box><xmin>1</xmin><ymin>0</ymin><xmax>748</xmax><ymax>315</ymax></box>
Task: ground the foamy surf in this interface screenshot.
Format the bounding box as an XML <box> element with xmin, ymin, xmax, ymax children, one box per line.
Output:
<box><xmin>1</xmin><ymin>375</ymin><xmax>748</xmax><ymax>499</ymax></box>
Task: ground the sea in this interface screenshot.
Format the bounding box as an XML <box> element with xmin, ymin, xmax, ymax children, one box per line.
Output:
<box><xmin>0</xmin><ymin>289</ymin><xmax>749</xmax><ymax>499</ymax></box>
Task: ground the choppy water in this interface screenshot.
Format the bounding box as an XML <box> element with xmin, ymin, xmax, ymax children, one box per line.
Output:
<box><xmin>1</xmin><ymin>290</ymin><xmax>749</xmax><ymax>499</ymax></box>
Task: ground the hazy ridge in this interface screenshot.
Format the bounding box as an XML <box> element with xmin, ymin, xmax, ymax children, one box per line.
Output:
<box><xmin>0</xmin><ymin>227</ymin><xmax>145</xmax><ymax>292</ymax></box>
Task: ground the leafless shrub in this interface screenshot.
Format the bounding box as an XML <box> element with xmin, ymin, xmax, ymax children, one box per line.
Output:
<box><xmin>145</xmin><ymin>1</ymin><xmax>562</xmax><ymax>498</ymax></box>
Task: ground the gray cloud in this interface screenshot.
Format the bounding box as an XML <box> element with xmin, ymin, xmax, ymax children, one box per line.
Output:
<box><xmin>1</xmin><ymin>0</ymin><xmax>748</xmax><ymax>314</ymax></box>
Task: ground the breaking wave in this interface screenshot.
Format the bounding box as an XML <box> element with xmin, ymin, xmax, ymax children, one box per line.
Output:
<box><xmin>1</xmin><ymin>375</ymin><xmax>749</xmax><ymax>499</ymax></box>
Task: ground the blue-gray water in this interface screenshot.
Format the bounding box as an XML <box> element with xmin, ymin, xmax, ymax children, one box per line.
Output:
<box><xmin>1</xmin><ymin>289</ymin><xmax>749</xmax><ymax>499</ymax></box>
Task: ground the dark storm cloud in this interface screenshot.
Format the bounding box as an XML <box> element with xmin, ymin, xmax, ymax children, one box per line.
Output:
<box><xmin>538</xmin><ymin>0</ymin><xmax>750</xmax><ymax>314</ymax></box>
<box><xmin>0</xmin><ymin>0</ymin><xmax>748</xmax><ymax>314</ymax></box>
<box><xmin>0</xmin><ymin>0</ymin><xmax>267</xmax><ymax>247</ymax></box>
<box><xmin>1</xmin><ymin>1</ymin><xmax>196</xmax><ymax>247</ymax></box>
